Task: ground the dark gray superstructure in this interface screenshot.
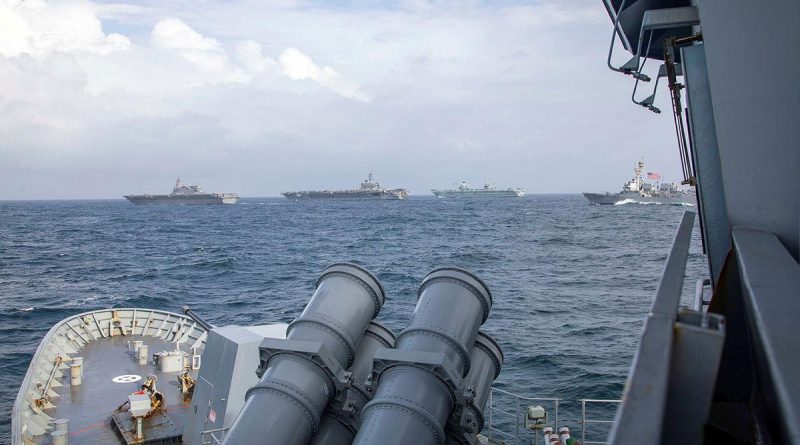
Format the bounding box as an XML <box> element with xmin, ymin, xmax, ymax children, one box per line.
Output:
<box><xmin>282</xmin><ymin>173</ymin><xmax>408</xmax><ymax>200</ymax></box>
<box><xmin>583</xmin><ymin>160</ymin><xmax>695</xmax><ymax>205</ymax></box>
<box><xmin>599</xmin><ymin>0</ymin><xmax>799</xmax><ymax>443</ymax></box>
<box><xmin>124</xmin><ymin>179</ymin><xmax>239</xmax><ymax>205</ymax></box>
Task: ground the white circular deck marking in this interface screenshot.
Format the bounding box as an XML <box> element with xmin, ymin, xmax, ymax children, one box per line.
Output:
<box><xmin>112</xmin><ymin>374</ymin><xmax>142</xmax><ymax>383</ymax></box>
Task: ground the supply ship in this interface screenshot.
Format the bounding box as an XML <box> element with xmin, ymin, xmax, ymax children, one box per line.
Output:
<box><xmin>282</xmin><ymin>173</ymin><xmax>408</xmax><ymax>200</ymax></box>
<box><xmin>431</xmin><ymin>182</ymin><xmax>525</xmax><ymax>198</ymax></box>
<box><xmin>11</xmin><ymin>1</ymin><xmax>799</xmax><ymax>445</ymax></box>
<box><xmin>124</xmin><ymin>179</ymin><xmax>239</xmax><ymax>205</ymax></box>
<box><xmin>583</xmin><ymin>160</ymin><xmax>695</xmax><ymax>205</ymax></box>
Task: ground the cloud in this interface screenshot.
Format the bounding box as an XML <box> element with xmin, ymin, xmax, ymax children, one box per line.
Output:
<box><xmin>0</xmin><ymin>0</ymin><xmax>684</xmax><ymax>199</ymax></box>
<box><xmin>0</xmin><ymin>0</ymin><xmax>130</xmax><ymax>58</ymax></box>
<box><xmin>151</xmin><ymin>17</ymin><xmax>221</xmax><ymax>51</ymax></box>
<box><xmin>279</xmin><ymin>47</ymin><xmax>370</xmax><ymax>101</ymax></box>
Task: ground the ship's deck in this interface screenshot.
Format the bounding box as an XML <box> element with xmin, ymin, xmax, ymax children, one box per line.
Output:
<box><xmin>37</xmin><ymin>335</ymin><xmax>198</xmax><ymax>444</ymax></box>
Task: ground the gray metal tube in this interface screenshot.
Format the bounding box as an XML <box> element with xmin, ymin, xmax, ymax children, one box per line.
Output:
<box><xmin>309</xmin><ymin>321</ymin><xmax>396</xmax><ymax>445</ymax></box>
<box><xmin>447</xmin><ymin>331</ymin><xmax>504</xmax><ymax>444</ymax></box>
<box><xmin>349</xmin><ymin>321</ymin><xmax>397</xmax><ymax>386</ymax></box>
<box><xmin>182</xmin><ymin>305</ymin><xmax>215</xmax><ymax>331</ymax></box>
<box><xmin>223</xmin><ymin>263</ymin><xmax>385</xmax><ymax>445</ymax></box>
<box><xmin>53</xmin><ymin>418</ymin><xmax>69</xmax><ymax>434</ymax></box>
<box><xmin>309</xmin><ymin>415</ymin><xmax>357</xmax><ymax>445</ymax></box>
<box><xmin>354</xmin><ymin>267</ymin><xmax>492</xmax><ymax>445</ymax></box>
<box><xmin>51</xmin><ymin>430</ymin><xmax>68</xmax><ymax>445</ymax></box>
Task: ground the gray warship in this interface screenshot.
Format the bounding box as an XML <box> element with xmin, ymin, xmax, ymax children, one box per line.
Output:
<box><xmin>11</xmin><ymin>1</ymin><xmax>800</xmax><ymax>445</ymax></box>
<box><xmin>431</xmin><ymin>182</ymin><xmax>525</xmax><ymax>198</ymax></box>
<box><xmin>124</xmin><ymin>179</ymin><xmax>239</xmax><ymax>205</ymax></box>
<box><xmin>583</xmin><ymin>160</ymin><xmax>695</xmax><ymax>205</ymax></box>
<box><xmin>282</xmin><ymin>173</ymin><xmax>409</xmax><ymax>200</ymax></box>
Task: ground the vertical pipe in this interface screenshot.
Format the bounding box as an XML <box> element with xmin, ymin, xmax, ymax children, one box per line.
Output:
<box><xmin>69</xmin><ymin>364</ymin><xmax>82</xmax><ymax>386</ymax></box>
<box><xmin>488</xmin><ymin>390</ymin><xmax>493</xmax><ymax>441</ymax></box>
<box><xmin>223</xmin><ymin>263</ymin><xmax>385</xmax><ymax>445</ymax></box>
<box><xmin>582</xmin><ymin>401</ymin><xmax>586</xmax><ymax>444</ymax></box>
<box><xmin>554</xmin><ymin>401</ymin><xmax>559</xmax><ymax>438</ymax></box>
<box><xmin>515</xmin><ymin>398</ymin><xmax>520</xmax><ymax>445</ymax></box>
<box><xmin>51</xmin><ymin>430</ymin><xmax>68</xmax><ymax>445</ymax></box>
<box><xmin>53</xmin><ymin>418</ymin><xmax>69</xmax><ymax>433</ymax></box>
<box><xmin>138</xmin><ymin>345</ymin><xmax>149</xmax><ymax>365</ymax></box>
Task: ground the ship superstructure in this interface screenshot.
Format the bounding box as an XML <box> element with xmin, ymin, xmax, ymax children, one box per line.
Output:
<box><xmin>431</xmin><ymin>182</ymin><xmax>525</xmax><ymax>198</ymax></box>
<box><xmin>583</xmin><ymin>160</ymin><xmax>694</xmax><ymax>205</ymax></box>
<box><xmin>124</xmin><ymin>179</ymin><xmax>239</xmax><ymax>205</ymax></box>
<box><xmin>282</xmin><ymin>173</ymin><xmax>409</xmax><ymax>200</ymax></box>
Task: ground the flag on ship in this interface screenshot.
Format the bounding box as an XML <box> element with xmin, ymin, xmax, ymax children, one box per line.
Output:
<box><xmin>647</xmin><ymin>172</ymin><xmax>661</xmax><ymax>180</ymax></box>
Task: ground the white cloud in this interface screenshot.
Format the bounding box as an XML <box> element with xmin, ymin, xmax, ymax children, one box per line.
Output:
<box><xmin>0</xmin><ymin>0</ymin><xmax>683</xmax><ymax>199</ymax></box>
<box><xmin>0</xmin><ymin>0</ymin><xmax>130</xmax><ymax>58</ymax></box>
<box><xmin>279</xmin><ymin>47</ymin><xmax>370</xmax><ymax>101</ymax></box>
<box><xmin>151</xmin><ymin>17</ymin><xmax>220</xmax><ymax>51</ymax></box>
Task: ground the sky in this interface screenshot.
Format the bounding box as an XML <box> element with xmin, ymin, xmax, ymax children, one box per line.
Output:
<box><xmin>0</xmin><ymin>0</ymin><xmax>684</xmax><ymax>199</ymax></box>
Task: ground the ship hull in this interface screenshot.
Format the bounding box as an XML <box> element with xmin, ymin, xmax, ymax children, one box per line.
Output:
<box><xmin>124</xmin><ymin>194</ymin><xmax>239</xmax><ymax>205</ymax></box>
<box><xmin>431</xmin><ymin>190</ymin><xmax>524</xmax><ymax>198</ymax></box>
<box><xmin>282</xmin><ymin>191</ymin><xmax>406</xmax><ymax>200</ymax></box>
<box><xmin>583</xmin><ymin>192</ymin><xmax>695</xmax><ymax>206</ymax></box>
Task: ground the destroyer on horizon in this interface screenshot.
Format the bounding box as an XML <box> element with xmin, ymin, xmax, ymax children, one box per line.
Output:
<box><xmin>582</xmin><ymin>160</ymin><xmax>695</xmax><ymax>205</ymax></box>
<box><xmin>124</xmin><ymin>179</ymin><xmax>239</xmax><ymax>205</ymax></box>
<box><xmin>282</xmin><ymin>173</ymin><xmax>409</xmax><ymax>200</ymax></box>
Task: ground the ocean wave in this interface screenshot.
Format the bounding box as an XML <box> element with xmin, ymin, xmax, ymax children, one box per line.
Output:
<box><xmin>0</xmin><ymin>195</ymin><xmax>710</xmax><ymax>442</ymax></box>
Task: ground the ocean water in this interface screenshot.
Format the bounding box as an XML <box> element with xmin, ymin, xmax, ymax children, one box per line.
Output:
<box><xmin>0</xmin><ymin>195</ymin><xmax>706</xmax><ymax>442</ymax></box>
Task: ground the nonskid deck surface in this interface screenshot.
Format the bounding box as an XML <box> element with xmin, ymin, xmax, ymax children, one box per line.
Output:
<box><xmin>39</xmin><ymin>336</ymin><xmax>197</xmax><ymax>445</ymax></box>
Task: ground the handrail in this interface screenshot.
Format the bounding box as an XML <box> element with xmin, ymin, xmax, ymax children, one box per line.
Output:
<box><xmin>733</xmin><ymin>228</ymin><xmax>800</xmax><ymax>441</ymax></box>
<box><xmin>485</xmin><ymin>390</ymin><xmax>621</xmax><ymax>445</ymax></box>
<box><xmin>608</xmin><ymin>211</ymin><xmax>695</xmax><ymax>443</ymax></box>
<box><xmin>201</xmin><ymin>427</ymin><xmax>229</xmax><ymax>445</ymax></box>
<box><xmin>580</xmin><ymin>399</ymin><xmax>622</xmax><ymax>444</ymax></box>
<box><xmin>486</xmin><ymin>388</ymin><xmax>561</xmax><ymax>445</ymax></box>
<box><xmin>12</xmin><ymin>308</ymin><xmax>204</xmax><ymax>445</ymax></box>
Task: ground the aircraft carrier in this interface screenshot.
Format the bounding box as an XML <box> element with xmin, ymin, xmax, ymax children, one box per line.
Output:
<box><xmin>431</xmin><ymin>182</ymin><xmax>525</xmax><ymax>198</ymax></box>
<box><xmin>124</xmin><ymin>179</ymin><xmax>239</xmax><ymax>205</ymax></box>
<box><xmin>282</xmin><ymin>173</ymin><xmax>409</xmax><ymax>200</ymax></box>
<box><xmin>583</xmin><ymin>160</ymin><xmax>695</xmax><ymax>205</ymax></box>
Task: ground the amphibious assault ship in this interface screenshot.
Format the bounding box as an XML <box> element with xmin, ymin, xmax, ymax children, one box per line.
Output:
<box><xmin>11</xmin><ymin>1</ymin><xmax>800</xmax><ymax>445</ymax></box>
<box><xmin>282</xmin><ymin>173</ymin><xmax>408</xmax><ymax>200</ymax></box>
<box><xmin>124</xmin><ymin>179</ymin><xmax>239</xmax><ymax>205</ymax></box>
<box><xmin>431</xmin><ymin>182</ymin><xmax>525</xmax><ymax>198</ymax></box>
<box><xmin>583</xmin><ymin>160</ymin><xmax>694</xmax><ymax>205</ymax></box>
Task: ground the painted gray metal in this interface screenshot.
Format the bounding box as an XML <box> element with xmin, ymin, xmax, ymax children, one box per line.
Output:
<box><xmin>602</xmin><ymin>0</ymin><xmax>694</xmax><ymax>61</ymax></box>
<box><xmin>608</xmin><ymin>211</ymin><xmax>695</xmax><ymax>443</ymax></box>
<box><xmin>12</xmin><ymin>308</ymin><xmax>207</xmax><ymax>445</ymax></box>
<box><xmin>733</xmin><ymin>228</ymin><xmax>800</xmax><ymax>442</ymax></box>
<box><xmin>222</xmin><ymin>263</ymin><xmax>385</xmax><ymax>445</ymax></box>
<box><xmin>182</xmin><ymin>306</ymin><xmax>216</xmax><ymax>331</ymax></box>
<box><xmin>182</xmin><ymin>325</ymin><xmax>287</xmax><ymax>445</ymax></box>
<box><xmin>696</xmin><ymin>0</ymin><xmax>799</xmax><ymax>260</ymax></box>
<box><xmin>650</xmin><ymin>211</ymin><xmax>695</xmax><ymax>317</ymax></box>
<box><xmin>662</xmin><ymin>309</ymin><xmax>725</xmax><ymax>445</ymax></box>
<box><xmin>349</xmin><ymin>321</ymin><xmax>396</xmax><ymax>387</ymax></box>
<box><xmin>353</xmin><ymin>267</ymin><xmax>492</xmax><ymax>445</ymax></box>
<box><xmin>309</xmin><ymin>321</ymin><xmax>397</xmax><ymax>445</ymax></box>
<box><xmin>681</xmin><ymin>43</ymin><xmax>729</xmax><ymax>285</ymax></box>
<box><xmin>447</xmin><ymin>331</ymin><xmax>504</xmax><ymax>444</ymax></box>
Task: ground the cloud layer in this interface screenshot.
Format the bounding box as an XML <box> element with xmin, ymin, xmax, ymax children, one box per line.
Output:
<box><xmin>0</xmin><ymin>0</ymin><xmax>682</xmax><ymax>198</ymax></box>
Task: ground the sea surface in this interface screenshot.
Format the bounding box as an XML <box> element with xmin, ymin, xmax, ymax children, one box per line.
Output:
<box><xmin>0</xmin><ymin>195</ymin><xmax>706</xmax><ymax>442</ymax></box>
